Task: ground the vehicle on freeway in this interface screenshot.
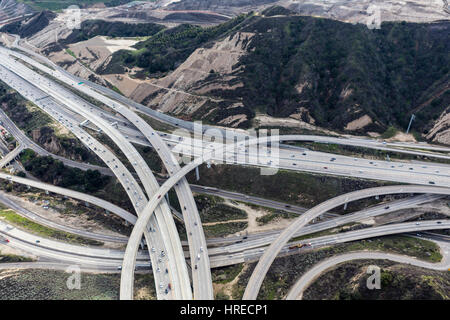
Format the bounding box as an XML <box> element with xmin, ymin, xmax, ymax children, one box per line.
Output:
<box><xmin>285</xmin><ymin>205</ymin><xmax>291</xmax><ymax>208</ymax></box>
<box><xmin>429</xmin><ymin>181</ymin><xmax>435</xmax><ymax>184</ymax></box>
<box><xmin>384</xmin><ymin>206</ymin><xmax>390</xmax><ymax>209</ymax></box>
<box><xmin>323</xmin><ymin>167</ymin><xmax>328</xmax><ymax>169</ymax></box>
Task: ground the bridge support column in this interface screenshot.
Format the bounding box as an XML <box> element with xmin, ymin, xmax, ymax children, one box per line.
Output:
<box><xmin>195</xmin><ymin>166</ymin><xmax>200</xmax><ymax>181</ymax></box>
<box><xmin>165</xmin><ymin>193</ymin><xmax>170</xmax><ymax>207</ymax></box>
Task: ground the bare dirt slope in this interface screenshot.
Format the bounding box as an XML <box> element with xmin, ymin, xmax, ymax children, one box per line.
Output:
<box><xmin>129</xmin><ymin>32</ymin><xmax>253</xmax><ymax>120</ymax></box>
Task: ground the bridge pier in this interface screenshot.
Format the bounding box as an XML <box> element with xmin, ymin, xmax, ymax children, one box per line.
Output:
<box><xmin>195</xmin><ymin>166</ymin><xmax>200</xmax><ymax>181</ymax></box>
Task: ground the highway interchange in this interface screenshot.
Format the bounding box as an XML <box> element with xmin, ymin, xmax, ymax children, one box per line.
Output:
<box><xmin>0</xmin><ymin>37</ymin><xmax>447</xmax><ymax>300</ymax></box>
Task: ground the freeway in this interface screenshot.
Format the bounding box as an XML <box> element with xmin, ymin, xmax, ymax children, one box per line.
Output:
<box><xmin>0</xmin><ymin>144</ymin><xmax>23</xmax><ymax>168</ymax></box>
<box><xmin>207</xmin><ymin>219</ymin><xmax>450</xmax><ymax>268</ymax></box>
<box><xmin>33</xmin><ymin>47</ymin><xmax>450</xmax><ymax>157</ymax></box>
<box><xmin>206</xmin><ymin>193</ymin><xmax>444</xmax><ymax>255</ymax></box>
<box><xmin>0</xmin><ymin>172</ymin><xmax>136</xmax><ymax>224</ymax></box>
<box><xmin>285</xmin><ymin>248</ymin><xmax>450</xmax><ymax>300</ymax></box>
<box><xmin>0</xmin><ymin>54</ymin><xmax>191</xmax><ymax>299</ymax></box>
<box><xmin>1</xmin><ymin>39</ymin><xmax>450</xmax><ymax>300</ymax></box>
<box><xmin>0</xmin><ymin>192</ymin><xmax>127</xmax><ymax>243</ymax></box>
<box><xmin>0</xmin><ymin>61</ymin><xmax>168</xmax><ymax>292</ymax></box>
<box><xmin>0</xmin><ymin>45</ymin><xmax>212</xmax><ymax>299</ymax></box>
<box><xmin>3</xmin><ymin>47</ymin><xmax>450</xmax><ymax>188</ymax></box>
<box><xmin>56</xmin><ymin>66</ymin><xmax>213</xmax><ymax>299</ymax></box>
<box><xmin>119</xmin><ymin>126</ymin><xmax>450</xmax><ymax>299</ymax></box>
<box><xmin>0</xmin><ymin>108</ymin><xmax>112</xmax><ymax>176</ymax></box>
<box><xmin>242</xmin><ymin>185</ymin><xmax>450</xmax><ymax>300</ymax></box>
<box><xmin>2</xmin><ymin>209</ymin><xmax>448</xmax><ymax>271</ymax></box>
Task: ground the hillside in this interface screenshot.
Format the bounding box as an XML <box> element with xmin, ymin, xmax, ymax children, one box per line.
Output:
<box><xmin>0</xmin><ymin>9</ymin><xmax>55</xmax><ymax>37</ymax></box>
<box><xmin>0</xmin><ymin>0</ymin><xmax>34</xmax><ymax>25</ymax></box>
<box><xmin>99</xmin><ymin>8</ymin><xmax>449</xmax><ymax>136</ymax></box>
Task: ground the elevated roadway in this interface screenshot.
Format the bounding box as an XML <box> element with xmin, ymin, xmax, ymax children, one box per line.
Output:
<box><xmin>286</xmin><ymin>249</ymin><xmax>450</xmax><ymax>300</ymax></box>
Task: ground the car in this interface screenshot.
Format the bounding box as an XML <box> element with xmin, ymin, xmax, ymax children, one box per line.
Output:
<box><xmin>200</xmin><ymin>246</ymin><xmax>204</xmax><ymax>252</ymax></box>
<box><xmin>117</xmin><ymin>266</ymin><xmax>122</xmax><ymax>270</ymax></box>
<box><xmin>285</xmin><ymin>205</ymin><xmax>291</xmax><ymax>208</ymax></box>
<box><xmin>195</xmin><ymin>265</ymin><xmax>198</xmax><ymax>270</ymax></box>
<box><xmin>437</xmin><ymin>221</ymin><xmax>442</xmax><ymax>224</ymax></box>
<box><xmin>194</xmin><ymin>221</ymin><xmax>198</xmax><ymax>226</ymax></box>
<box><xmin>429</xmin><ymin>181</ymin><xmax>435</xmax><ymax>185</ymax></box>
<box><xmin>330</xmin><ymin>158</ymin><xmax>336</xmax><ymax>161</ymax></box>
<box><xmin>384</xmin><ymin>206</ymin><xmax>390</xmax><ymax>210</ymax></box>
<box><xmin>165</xmin><ymin>289</ymin><xmax>168</xmax><ymax>294</ymax></box>
<box><xmin>323</xmin><ymin>167</ymin><xmax>328</xmax><ymax>169</ymax></box>
<box><xmin>293</xmin><ymin>163</ymin><xmax>297</xmax><ymax>166</ymax></box>
<box><xmin>157</xmin><ymin>195</ymin><xmax>161</xmax><ymax>199</ymax></box>
<box><xmin>151</xmin><ymin>247</ymin><xmax>156</xmax><ymax>253</ymax></box>
<box><xmin>416</xmin><ymin>222</ymin><xmax>420</xmax><ymax>225</ymax></box>
<box><xmin>197</xmin><ymin>254</ymin><xmax>201</xmax><ymax>260</ymax></box>
<box><xmin>35</xmin><ymin>240</ymin><xmax>40</xmax><ymax>243</ymax></box>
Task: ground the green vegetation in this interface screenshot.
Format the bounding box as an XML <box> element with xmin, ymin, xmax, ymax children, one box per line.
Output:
<box><xmin>187</xmin><ymin>164</ymin><xmax>389</xmax><ymax>211</ymax></box>
<box><xmin>18</xmin><ymin>149</ymin><xmax>134</xmax><ymax>213</ymax></box>
<box><xmin>203</xmin><ymin>221</ymin><xmax>247</xmax><ymax>238</ymax></box>
<box><xmin>104</xmin><ymin>8</ymin><xmax>449</xmax><ymax>134</ymax></box>
<box><xmin>0</xmin><ymin>209</ymin><xmax>103</xmax><ymax>246</ymax></box>
<box><xmin>0</xmin><ymin>252</ymin><xmax>33</xmax><ymax>263</ymax></box>
<box><xmin>344</xmin><ymin>235</ymin><xmax>442</xmax><ymax>263</ymax></box>
<box><xmin>212</xmin><ymin>263</ymin><xmax>244</xmax><ymax>284</ymax></box>
<box><xmin>20</xmin><ymin>150</ymin><xmax>109</xmax><ymax>194</ymax></box>
<box><xmin>0</xmin><ymin>80</ymin><xmax>102</xmax><ymax>165</ymax></box>
<box><xmin>256</xmin><ymin>210</ymin><xmax>297</xmax><ymax>225</ymax></box>
<box><xmin>0</xmin><ymin>269</ymin><xmax>155</xmax><ymax>300</ymax></box>
<box><xmin>195</xmin><ymin>195</ymin><xmax>247</xmax><ymax>223</ymax></box>
<box><xmin>65</xmin><ymin>49</ymin><xmax>76</xmax><ymax>59</ymax></box>
<box><xmin>101</xmin><ymin>14</ymin><xmax>249</xmax><ymax>77</ymax></box>
<box><xmin>304</xmin><ymin>261</ymin><xmax>450</xmax><ymax>300</ymax></box>
<box><xmin>381</xmin><ymin>126</ymin><xmax>399</xmax><ymax>139</ymax></box>
<box><xmin>61</xmin><ymin>20</ymin><xmax>165</xmax><ymax>45</ymax></box>
<box><xmin>230</xmin><ymin>235</ymin><xmax>442</xmax><ymax>300</ymax></box>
